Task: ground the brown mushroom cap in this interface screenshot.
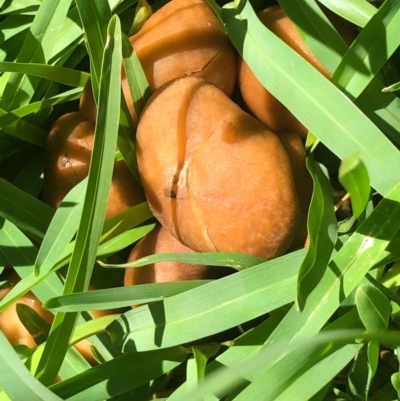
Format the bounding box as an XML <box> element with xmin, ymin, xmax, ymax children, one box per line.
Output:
<box><xmin>238</xmin><ymin>5</ymin><xmax>352</xmax><ymax>138</ymax></box>
<box><xmin>278</xmin><ymin>132</ymin><xmax>313</xmax><ymax>248</ymax></box>
<box><xmin>136</xmin><ymin>76</ymin><xmax>300</xmax><ymax>260</ymax></box>
<box><xmin>128</xmin><ymin>0</ymin><xmax>237</xmax><ymax>96</ymax></box>
<box><xmin>43</xmin><ymin>112</ymin><xmax>146</xmax><ymax>220</ymax></box>
<box><xmin>124</xmin><ymin>224</ymin><xmax>226</xmax><ymax>286</ymax></box>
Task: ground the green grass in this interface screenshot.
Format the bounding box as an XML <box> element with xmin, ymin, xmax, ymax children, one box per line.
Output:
<box><xmin>1</xmin><ymin>0</ymin><xmax>400</xmax><ymax>400</ymax></box>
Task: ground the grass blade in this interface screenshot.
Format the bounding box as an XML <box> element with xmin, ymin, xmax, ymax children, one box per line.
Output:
<box><xmin>296</xmin><ymin>157</ymin><xmax>337</xmax><ymax>310</ymax></box>
<box><xmin>99</xmin><ymin>252</ymin><xmax>265</xmax><ymax>271</ymax></box>
<box><xmin>0</xmin><ymin>62</ymin><xmax>88</xmax><ymax>86</ymax></box>
<box><xmin>35</xmin><ymin>15</ymin><xmax>122</xmax><ymax>385</ymax></box>
<box><xmin>338</xmin><ymin>153</ymin><xmax>370</xmax><ymax>219</ymax></box>
<box><xmin>34</xmin><ymin>179</ymin><xmax>86</xmax><ymax>276</ymax></box>
<box><xmin>75</xmin><ymin>0</ymin><xmax>111</xmax><ymax>96</ymax></box>
<box><xmin>44</xmin><ymin>281</ymin><xmax>211</xmax><ymax>312</ymax></box>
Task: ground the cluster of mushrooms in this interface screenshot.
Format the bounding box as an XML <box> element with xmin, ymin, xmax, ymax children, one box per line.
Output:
<box><xmin>1</xmin><ymin>0</ymin><xmax>354</xmax><ymax>362</ymax></box>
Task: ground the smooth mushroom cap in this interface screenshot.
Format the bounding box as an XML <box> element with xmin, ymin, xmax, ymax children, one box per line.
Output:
<box><xmin>44</xmin><ymin>112</ymin><xmax>146</xmax><ymax>221</ymax></box>
<box><xmin>136</xmin><ymin>76</ymin><xmax>300</xmax><ymax>260</ymax></box>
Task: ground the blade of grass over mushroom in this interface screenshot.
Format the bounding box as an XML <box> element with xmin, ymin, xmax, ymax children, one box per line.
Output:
<box><xmin>34</xmin><ymin>16</ymin><xmax>122</xmax><ymax>386</ymax></box>
<box><xmin>279</xmin><ymin>0</ymin><xmax>348</xmax><ymax>74</ymax></box>
<box><xmin>50</xmin><ymin>347</ymin><xmax>186</xmax><ymax>401</ymax></box>
<box><xmin>0</xmin><ymin>62</ymin><xmax>89</xmax><ymax>86</ymax></box>
<box><xmin>317</xmin><ymin>0</ymin><xmax>376</xmax><ymax>27</ymax></box>
<box><xmin>338</xmin><ymin>154</ymin><xmax>370</xmax><ymax>220</ymax></box>
<box><xmin>121</xmin><ymin>33</ymin><xmax>151</xmax><ymax>117</ymax></box>
<box><xmin>107</xmin><ymin>248</ymin><xmax>306</xmax><ymax>352</ymax></box>
<box><xmin>75</xmin><ymin>0</ymin><xmax>111</xmax><ymax>97</ymax></box>
<box><xmin>222</xmin><ymin>0</ymin><xmax>400</xmax><ymax>197</ymax></box>
<box><xmin>332</xmin><ymin>0</ymin><xmax>400</xmax><ymax>99</ymax></box>
<box><xmin>0</xmin><ymin>332</ymin><xmax>64</xmax><ymax>401</ymax></box>
<box><xmin>297</xmin><ymin>157</ymin><xmax>337</xmax><ymax>311</ymax></box>
<box><xmin>0</xmin><ymin>178</ymin><xmax>54</xmax><ymax>239</ymax></box>
<box><xmin>97</xmin><ymin>223</ymin><xmax>156</xmax><ymax>256</ymax></box>
<box><xmin>70</xmin><ymin>314</ymin><xmax>119</xmax><ymax>345</ymax></box>
<box><xmin>44</xmin><ymin>281</ymin><xmax>211</xmax><ymax>313</ymax></box>
<box><xmin>34</xmin><ymin>179</ymin><xmax>87</xmax><ymax>277</ymax></box>
<box><xmin>100</xmin><ymin>252</ymin><xmax>265</xmax><ymax>271</ymax></box>
<box><xmin>265</xmin><ymin>181</ymin><xmax>400</xmax><ymax>348</ymax></box>
<box><xmin>0</xmin><ymin>0</ymin><xmax>73</xmax><ymax>111</ymax></box>
<box><xmin>100</xmin><ymin>201</ymin><xmax>153</xmax><ymax>242</ymax></box>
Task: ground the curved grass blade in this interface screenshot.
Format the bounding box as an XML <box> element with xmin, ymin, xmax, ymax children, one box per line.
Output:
<box><xmin>107</xmin><ymin>248</ymin><xmax>306</xmax><ymax>352</ymax></box>
<box><xmin>356</xmin><ymin>285</ymin><xmax>391</xmax><ymax>333</ymax></box>
<box><xmin>317</xmin><ymin>0</ymin><xmax>376</xmax><ymax>27</ymax></box>
<box><xmin>297</xmin><ymin>157</ymin><xmax>337</xmax><ymax>311</ymax></box>
<box><xmin>128</xmin><ymin>0</ymin><xmax>152</xmax><ymax>35</ymax></box>
<box><xmin>44</xmin><ymin>281</ymin><xmax>211</xmax><ymax>312</ymax></box>
<box><xmin>332</xmin><ymin>0</ymin><xmax>400</xmax><ymax>99</ymax></box>
<box><xmin>50</xmin><ymin>347</ymin><xmax>187</xmax><ymax>401</ymax></box>
<box><xmin>34</xmin><ymin>179</ymin><xmax>86</xmax><ymax>276</ymax></box>
<box><xmin>222</xmin><ymin>0</ymin><xmax>400</xmax><ymax>197</ymax></box>
<box><xmin>99</xmin><ymin>252</ymin><xmax>265</xmax><ymax>271</ymax></box>
<box><xmin>16</xmin><ymin>303</ymin><xmax>51</xmax><ymax>345</ymax></box>
<box><xmin>35</xmin><ymin>15</ymin><xmax>122</xmax><ymax>385</ymax></box>
<box><xmin>338</xmin><ymin>153</ymin><xmax>370</xmax><ymax>219</ymax></box>
<box><xmin>0</xmin><ymin>62</ymin><xmax>88</xmax><ymax>86</ymax></box>
<box><xmin>0</xmin><ymin>331</ymin><xmax>63</xmax><ymax>401</ymax></box>
<box><xmin>382</xmin><ymin>81</ymin><xmax>400</xmax><ymax>93</ymax></box>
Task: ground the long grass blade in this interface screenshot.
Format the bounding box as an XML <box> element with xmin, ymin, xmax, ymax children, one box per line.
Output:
<box><xmin>44</xmin><ymin>281</ymin><xmax>211</xmax><ymax>312</ymax></box>
<box><xmin>34</xmin><ymin>179</ymin><xmax>86</xmax><ymax>276</ymax></box>
<box><xmin>99</xmin><ymin>252</ymin><xmax>265</xmax><ymax>271</ymax></box>
<box><xmin>34</xmin><ymin>15</ymin><xmax>122</xmax><ymax>385</ymax></box>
